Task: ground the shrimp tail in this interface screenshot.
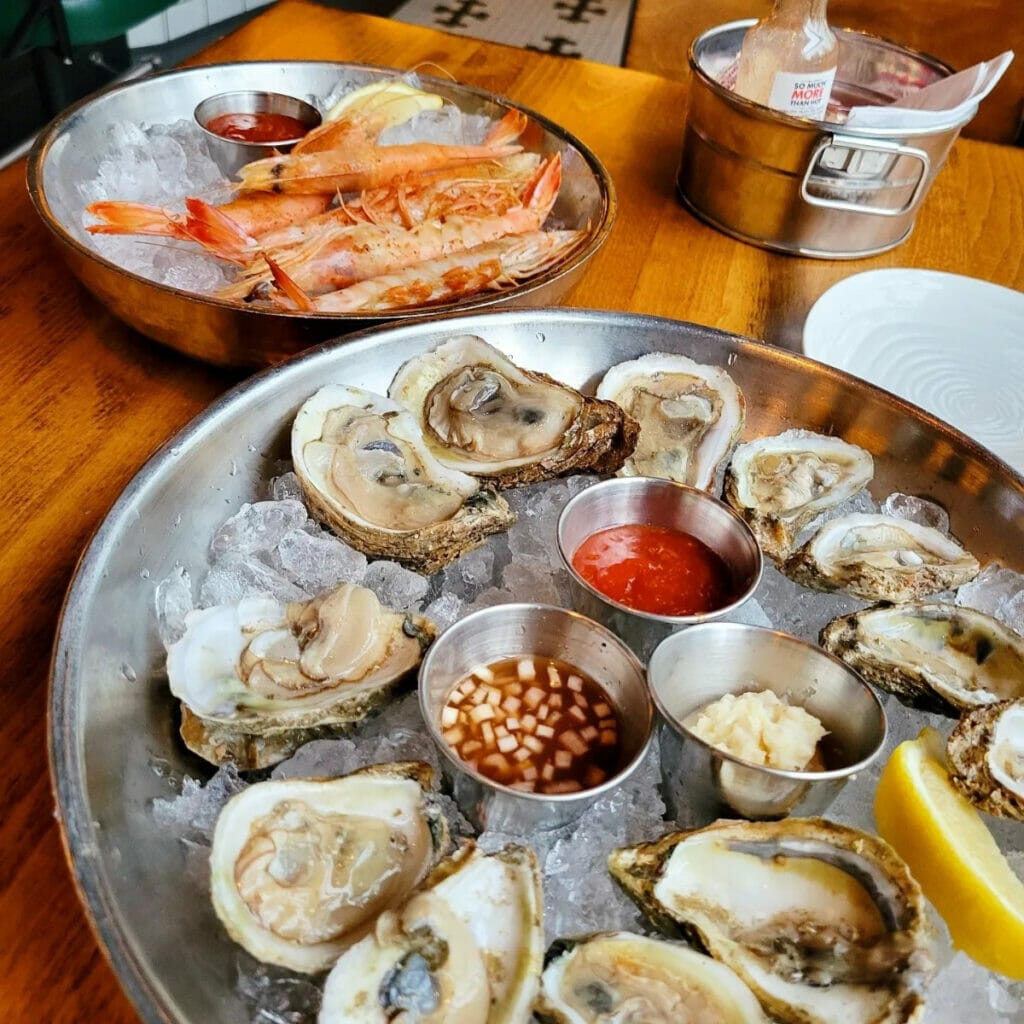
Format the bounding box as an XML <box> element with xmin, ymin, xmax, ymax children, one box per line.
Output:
<box><xmin>523</xmin><ymin>153</ymin><xmax>562</xmax><ymax>214</ymax></box>
<box><xmin>84</xmin><ymin>201</ymin><xmax>184</xmax><ymax>238</ymax></box>
<box><xmin>183</xmin><ymin>197</ymin><xmax>257</xmax><ymax>263</ymax></box>
<box><xmin>485</xmin><ymin>109</ymin><xmax>529</xmax><ymax>146</ymax></box>
<box><xmin>264</xmin><ymin>252</ymin><xmax>314</xmax><ymax>311</ymax></box>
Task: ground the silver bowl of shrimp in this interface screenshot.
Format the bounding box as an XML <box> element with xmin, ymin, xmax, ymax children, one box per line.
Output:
<box><xmin>27</xmin><ymin>61</ymin><xmax>615</xmax><ymax>367</ymax></box>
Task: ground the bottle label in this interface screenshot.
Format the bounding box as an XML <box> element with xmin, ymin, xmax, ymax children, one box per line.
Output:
<box><xmin>768</xmin><ymin>68</ymin><xmax>836</xmax><ymax>119</ymax></box>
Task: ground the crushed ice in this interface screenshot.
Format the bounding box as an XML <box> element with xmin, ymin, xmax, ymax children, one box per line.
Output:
<box><xmin>151</xmin><ymin>468</ymin><xmax>1024</xmax><ymax>1022</ymax></box>
<box><xmin>957</xmin><ymin>563</ymin><xmax>1024</xmax><ymax>636</ymax></box>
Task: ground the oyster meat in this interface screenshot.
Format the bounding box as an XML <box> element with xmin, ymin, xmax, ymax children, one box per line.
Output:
<box><xmin>292</xmin><ymin>385</ymin><xmax>514</xmax><ymax>574</ymax></box>
<box><xmin>723</xmin><ymin>430</ymin><xmax>874</xmax><ymax>561</ymax></box>
<box><xmin>948</xmin><ymin>699</ymin><xmax>1024</xmax><ymax>820</ymax></box>
<box><xmin>820</xmin><ymin>603</ymin><xmax>1024</xmax><ymax>716</ymax></box>
<box><xmin>595</xmin><ymin>353</ymin><xmax>744</xmax><ymax>489</ymax></box>
<box><xmin>209</xmin><ymin>762</ymin><xmax>448</xmax><ymax>973</ymax></box>
<box><xmin>319</xmin><ymin>844</ymin><xmax>543</xmax><ymax>1023</ymax></box>
<box><xmin>536</xmin><ymin>931</ymin><xmax>766</xmax><ymax>1023</ymax></box>
<box><xmin>782</xmin><ymin>513</ymin><xmax>980</xmax><ymax>602</ymax></box>
<box><xmin>388</xmin><ymin>335</ymin><xmax>638</xmax><ymax>487</ymax></box>
<box><xmin>167</xmin><ymin>581</ymin><xmax>435</xmax><ymax>769</ymax></box>
<box><xmin>609</xmin><ymin>819</ymin><xmax>933</xmax><ymax>1024</ymax></box>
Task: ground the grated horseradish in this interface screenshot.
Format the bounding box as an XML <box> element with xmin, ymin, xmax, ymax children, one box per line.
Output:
<box><xmin>685</xmin><ymin>690</ymin><xmax>827</xmax><ymax>771</ymax></box>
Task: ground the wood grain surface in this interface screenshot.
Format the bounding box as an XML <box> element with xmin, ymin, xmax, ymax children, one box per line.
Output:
<box><xmin>1</xmin><ymin>4</ymin><xmax>1022</xmax><ymax>1022</ymax></box>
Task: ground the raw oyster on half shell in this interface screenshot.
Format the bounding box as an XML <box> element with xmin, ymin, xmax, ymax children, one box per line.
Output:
<box><xmin>389</xmin><ymin>335</ymin><xmax>638</xmax><ymax>487</ymax></box>
<box><xmin>167</xmin><ymin>581</ymin><xmax>435</xmax><ymax>769</ymax></box>
<box><xmin>609</xmin><ymin>819</ymin><xmax>933</xmax><ymax>1024</ymax></box>
<box><xmin>724</xmin><ymin>430</ymin><xmax>874</xmax><ymax>561</ymax></box>
<box><xmin>820</xmin><ymin>603</ymin><xmax>1024</xmax><ymax>716</ymax></box>
<box><xmin>782</xmin><ymin>513</ymin><xmax>979</xmax><ymax>602</ymax></box>
<box><xmin>210</xmin><ymin>762</ymin><xmax>448</xmax><ymax>973</ymax></box>
<box><xmin>292</xmin><ymin>385</ymin><xmax>515</xmax><ymax>574</ymax></box>
<box><xmin>319</xmin><ymin>844</ymin><xmax>543</xmax><ymax>1023</ymax></box>
<box><xmin>595</xmin><ymin>353</ymin><xmax>744</xmax><ymax>489</ymax></box>
<box><xmin>947</xmin><ymin>699</ymin><xmax>1024</xmax><ymax>820</ymax></box>
<box><xmin>536</xmin><ymin>931</ymin><xmax>766</xmax><ymax>1023</ymax></box>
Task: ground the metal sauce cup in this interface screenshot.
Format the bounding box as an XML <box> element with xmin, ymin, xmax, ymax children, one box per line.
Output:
<box><xmin>419</xmin><ymin>603</ymin><xmax>653</xmax><ymax>832</ymax></box>
<box><xmin>194</xmin><ymin>90</ymin><xmax>322</xmax><ymax>176</ymax></box>
<box><xmin>648</xmin><ymin>622</ymin><xmax>886</xmax><ymax>822</ymax></box>
<box><xmin>556</xmin><ymin>477</ymin><xmax>763</xmax><ymax>661</ymax></box>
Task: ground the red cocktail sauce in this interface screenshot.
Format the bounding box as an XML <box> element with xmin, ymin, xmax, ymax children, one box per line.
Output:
<box><xmin>571</xmin><ymin>524</ymin><xmax>733</xmax><ymax>617</ymax></box>
<box><xmin>205</xmin><ymin>112</ymin><xmax>310</xmax><ymax>144</ymax></box>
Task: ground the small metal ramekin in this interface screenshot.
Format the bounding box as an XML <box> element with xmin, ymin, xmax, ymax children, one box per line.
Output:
<box><xmin>419</xmin><ymin>603</ymin><xmax>653</xmax><ymax>832</ymax></box>
<box><xmin>556</xmin><ymin>477</ymin><xmax>763</xmax><ymax>660</ymax></box>
<box><xmin>194</xmin><ymin>90</ymin><xmax>322</xmax><ymax>176</ymax></box>
<box><xmin>648</xmin><ymin>622</ymin><xmax>887</xmax><ymax>822</ymax></box>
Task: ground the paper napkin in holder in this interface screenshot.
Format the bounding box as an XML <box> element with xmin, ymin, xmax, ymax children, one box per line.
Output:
<box><xmin>844</xmin><ymin>51</ymin><xmax>1014</xmax><ymax>130</ymax></box>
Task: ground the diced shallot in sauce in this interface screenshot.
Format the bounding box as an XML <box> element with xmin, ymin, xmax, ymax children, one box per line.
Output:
<box><xmin>439</xmin><ymin>655</ymin><xmax>621</xmax><ymax>794</ymax></box>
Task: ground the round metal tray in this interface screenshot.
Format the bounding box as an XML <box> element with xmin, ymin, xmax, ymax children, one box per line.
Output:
<box><xmin>50</xmin><ymin>309</ymin><xmax>1024</xmax><ymax>1024</ymax></box>
<box><xmin>27</xmin><ymin>62</ymin><xmax>615</xmax><ymax>368</ymax></box>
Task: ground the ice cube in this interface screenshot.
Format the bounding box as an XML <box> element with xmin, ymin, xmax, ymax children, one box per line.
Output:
<box><xmin>268</xmin><ymin>472</ymin><xmax>305</xmax><ymax>503</ymax></box>
<box><xmin>956</xmin><ymin>563</ymin><xmax>1024</xmax><ymax>634</ymax></box>
<box><xmin>501</xmin><ymin>557</ymin><xmax>567</xmax><ymax>608</ymax></box>
<box><xmin>422</xmin><ymin>591</ymin><xmax>462</xmax><ymax>630</ymax></box>
<box><xmin>154</xmin><ymin>564</ymin><xmax>193</xmax><ymax>647</ymax></box>
<box><xmin>236</xmin><ymin>952</ymin><xmax>323</xmax><ymax>1024</ymax></box>
<box><xmin>362</xmin><ymin>560</ymin><xmax>430</xmax><ymax>612</ymax></box>
<box><xmin>210</xmin><ymin>500</ymin><xmax>309</xmax><ymax>561</ymax></box>
<box><xmin>276</xmin><ymin>528</ymin><xmax>368</xmax><ymax>592</ymax></box>
<box><xmin>199</xmin><ymin>556</ymin><xmax>310</xmax><ymax>606</ymax></box>
<box><xmin>882</xmin><ymin>492</ymin><xmax>950</xmax><ymax>535</ymax></box>
<box><xmin>152</xmin><ymin>764</ymin><xmax>247</xmax><ymax>842</ymax></box>
<box><xmin>271</xmin><ymin>739</ymin><xmax>360</xmax><ymax>781</ymax></box>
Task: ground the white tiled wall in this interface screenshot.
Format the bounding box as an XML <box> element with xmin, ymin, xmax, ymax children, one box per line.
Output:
<box><xmin>127</xmin><ymin>0</ymin><xmax>274</xmax><ymax>48</ymax></box>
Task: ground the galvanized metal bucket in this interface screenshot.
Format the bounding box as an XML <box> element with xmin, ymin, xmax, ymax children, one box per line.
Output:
<box><xmin>677</xmin><ymin>21</ymin><xmax>976</xmax><ymax>258</ymax></box>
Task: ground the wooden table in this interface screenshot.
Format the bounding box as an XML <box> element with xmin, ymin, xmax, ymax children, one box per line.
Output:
<box><xmin>1</xmin><ymin>4</ymin><xmax>1021</xmax><ymax>1021</ymax></box>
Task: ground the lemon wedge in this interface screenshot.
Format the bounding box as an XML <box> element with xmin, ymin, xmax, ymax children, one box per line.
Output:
<box><xmin>874</xmin><ymin>726</ymin><xmax>1024</xmax><ymax>979</ymax></box>
<box><xmin>324</xmin><ymin>80</ymin><xmax>443</xmax><ymax>127</ymax></box>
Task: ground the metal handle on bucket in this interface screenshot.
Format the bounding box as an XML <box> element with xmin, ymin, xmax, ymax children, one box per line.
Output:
<box><xmin>800</xmin><ymin>134</ymin><xmax>932</xmax><ymax>217</ymax></box>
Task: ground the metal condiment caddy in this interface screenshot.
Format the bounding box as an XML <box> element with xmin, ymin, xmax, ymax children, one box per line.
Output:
<box><xmin>678</xmin><ymin>21</ymin><xmax>977</xmax><ymax>258</ymax></box>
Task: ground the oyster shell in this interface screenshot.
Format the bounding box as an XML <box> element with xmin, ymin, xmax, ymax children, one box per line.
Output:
<box><xmin>209</xmin><ymin>762</ymin><xmax>448</xmax><ymax>973</ymax></box>
<box><xmin>782</xmin><ymin>513</ymin><xmax>979</xmax><ymax>602</ymax></box>
<box><xmin>388</xmin><ymin>335</ymin><xmax>638</xmax><ymax>487</ymax></box>
<box><xmin>319</xmin><ymin>844</ymin><xmax>543</xmax><ymax>1023</ymax></box>
<box><xmin>947</xmin><ymin>699</ymin><xmax>1024</xmax><ymax>820</ymax></box>
<box><xmin>536</xmin><ymin>931</ymin><xmax>766</xmax><ymax>1023</ymax></box>
<box><xmin>723</xmin><ymin>430</ymin><xmax>874</xmax><ymax>561</ymax></box>
<box><xmin>820</xmin><ymin>603</ymin><xmax>1024</xmax><ymax>716</ymax></box>
<box><xmin>168</xmin><ymin>581</ymin><xmax>435</xmax><ymax>769</ymax></box>
<box><xmin>595</xmin><ymin>353</ymin><xmax>744</xmax><ymax>489</ymax></box>
<box><xmin>292</xmin><ymin>384</ymin><xmax>515</xmax><ymax>574</ymax></box>
<box><xmin>609</xmin><ymin>819</ymin><xmax>933</xmax><ymax>1024</ymax></box>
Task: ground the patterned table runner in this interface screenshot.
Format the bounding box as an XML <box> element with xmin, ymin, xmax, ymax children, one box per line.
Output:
<box><xmin>392</xmin><ymin>0</ymin><xmax>637</xmax><ymax>65</ymax></box>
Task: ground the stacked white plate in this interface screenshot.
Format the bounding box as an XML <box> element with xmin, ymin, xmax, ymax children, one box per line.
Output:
<box><xmin>804</xmin><ymin>269</ymin><xmax>1024</xmax><ymax>475</ymax></box>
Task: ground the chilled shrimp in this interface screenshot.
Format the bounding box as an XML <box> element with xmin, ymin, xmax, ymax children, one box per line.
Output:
<box><xmin>184</xmin><ymin>154</ymin><xmax>541</xmax><ymax>260</ymax></box>
<box><xmin>85</xmin><ymin>193</ymin><xmax>332</xmax><ymax>261</ymax></box>
<box><xmin>236</xmin><ymin>136</ymin><xmax>524</xmax><ymax>195</ymax></box>
<box><xmin>265</xmin><ymin>229</ymin><xmax>586</xmax><ymax>313</ymax></box>
<box><xmin>84</xmin><ymin>76</ymin><xmax>581</xmax><ymax>314</ymax></box>
<box><xmin>220</xmin><ymin>153</ymin><xmax>561</xmax><ymax>300</ymax></box>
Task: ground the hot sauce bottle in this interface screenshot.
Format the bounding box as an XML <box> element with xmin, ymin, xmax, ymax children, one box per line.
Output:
<box><xmin>733</xmin><ymin>0</ymin><xmax>838</xmax><ymax>120</ymax></box>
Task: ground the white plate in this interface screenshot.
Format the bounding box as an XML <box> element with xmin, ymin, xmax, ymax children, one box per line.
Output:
<box><xmin>804</xmin><ymin>269</ymin><xmax>1024</xmax><ymax>474</ymax></box>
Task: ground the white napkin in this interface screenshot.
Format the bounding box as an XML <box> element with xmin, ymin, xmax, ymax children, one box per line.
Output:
<box><xmin>844</xmin><ymin>51</ymin><xmax>1014</xmax><ymax>130</ymax></box>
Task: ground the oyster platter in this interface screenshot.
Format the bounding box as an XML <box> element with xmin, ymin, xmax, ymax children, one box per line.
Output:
<box><xmin>50</xmin><ymin>309</ymin><xmax>1024</xmax><ymax>1024</ymax></box>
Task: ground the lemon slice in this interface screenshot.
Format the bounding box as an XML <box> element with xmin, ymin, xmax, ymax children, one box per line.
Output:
<box><xmin>324</xmin><ymin>80</ymin><xmax>443</xmax><ymax>127</ymax></box>
<box><xmin>874</xmin><ymin>726</ymin><xmax>1024</xmax><ymax>979</ymax></box>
